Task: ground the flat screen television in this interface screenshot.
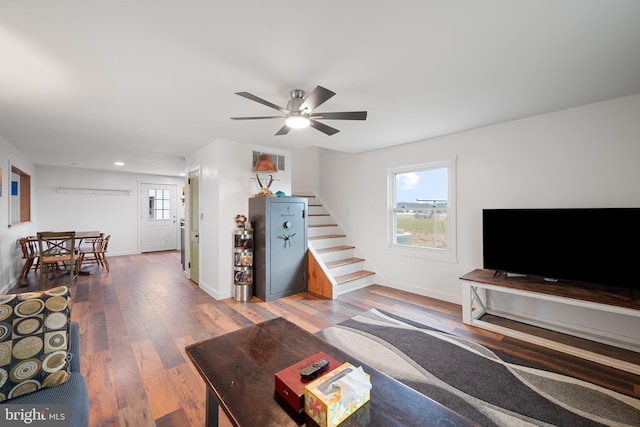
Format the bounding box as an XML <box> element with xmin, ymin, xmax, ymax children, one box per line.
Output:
<box><xmin>482</xmin><ymin>208</ymin><xmax>640</xmax><ymax>294</ymax></box>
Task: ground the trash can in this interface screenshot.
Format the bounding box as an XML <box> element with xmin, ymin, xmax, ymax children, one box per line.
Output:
<box><xmin>234</xmin><ymin>284</ymin><xmax>252</xmax><ymax>302</ymax></box>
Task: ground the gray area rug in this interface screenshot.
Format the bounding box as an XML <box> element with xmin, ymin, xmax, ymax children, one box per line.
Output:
<box><xmin>317</xmin><ymin>309</ymin><xmax>640</xmax><ymax>427</ymax></box>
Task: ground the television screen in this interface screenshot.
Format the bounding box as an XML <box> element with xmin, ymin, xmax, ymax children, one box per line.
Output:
<box><xmin>482</xmin><ymin>208</ymin><xmax>640</xmax><ymax>292</ymax></box>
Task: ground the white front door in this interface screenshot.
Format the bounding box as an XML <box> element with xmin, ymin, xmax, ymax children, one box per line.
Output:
<box><xmin>141</xmin><ymin>183</ymin><xmax>177</xmax><ymax>252</ymax></box>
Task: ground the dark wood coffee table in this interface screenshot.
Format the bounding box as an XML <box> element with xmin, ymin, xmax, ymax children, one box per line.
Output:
<box><xmin>186</xmin><ymin>317</ymin><xmax>476</xmax><ymax>426</ymax></box>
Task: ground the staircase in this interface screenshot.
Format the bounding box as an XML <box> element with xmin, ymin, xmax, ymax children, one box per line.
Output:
<box><xmin>299</xmin><ymin>194</ymin><xmax>375</xmax><ymax>298</ymax></box>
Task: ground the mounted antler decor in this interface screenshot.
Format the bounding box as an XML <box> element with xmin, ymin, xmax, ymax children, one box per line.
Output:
<box><xmin>253</xmin><ymin>154</ymin><xmax>277</xmax><ymax>197</ymax></box>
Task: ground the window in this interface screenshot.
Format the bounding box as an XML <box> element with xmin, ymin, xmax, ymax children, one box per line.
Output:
<box><xmin>389</xmin><ymin>158</ymin><xmax>457</xmax><ymax>262</ymax></box>
<box><xmin>148</xmin><ymin>189</ymin><xmax>171</xmax><ymax>220</ymax></box>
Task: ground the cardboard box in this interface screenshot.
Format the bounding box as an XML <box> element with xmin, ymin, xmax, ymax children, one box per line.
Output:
<box><xmin>304</xmin><ymin>362</ymin><xmax>371</xmax><ymax>427</ymax></box>
<box><xmin>275</xmin><ymin>352</ymin><xmax>342</xmax><ymax>412</ymax></box>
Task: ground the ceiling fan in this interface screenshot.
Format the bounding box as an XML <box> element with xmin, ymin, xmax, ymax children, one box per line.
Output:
<box><xmin>230</xmin><ymin>85</ymin><xmax>367</xmax><ymax>136</ymax></box>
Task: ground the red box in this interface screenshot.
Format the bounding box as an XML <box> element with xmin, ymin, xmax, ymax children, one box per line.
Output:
<box><xmin>275</xmin><ymin>352</ymin><xmax>342</xmax><ymax>412</ymax></box>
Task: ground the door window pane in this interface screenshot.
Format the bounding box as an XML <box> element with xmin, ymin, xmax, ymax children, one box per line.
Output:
<box><xmin>148</xmin><ymin>189</ymin><xmax>171</xmax><ymax>220</ymax></box>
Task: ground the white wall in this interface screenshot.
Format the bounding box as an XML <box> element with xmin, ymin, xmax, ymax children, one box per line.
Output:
<box><xmin>314</xmin><ymin>93</ymin><xmax>640</xmax><ymax>344</ymax></box>
<box><xmin>291</xmin><ymin>146</ymin><xmax>320</xmax><ymax>196</ymax></box>
<box><xmin>0</xmin><ymin>136</ymin><xmax>38</xmax><ymax>293</ymax></box>
<box><xmin>36</xmin><ymin>166</ymin><xmax>185</xmax><ymax>257</ymax></box>
<box><xmin>185</xmin><ymin>138</ymin><xmax>292</xmax><ymax>300</ymax></box>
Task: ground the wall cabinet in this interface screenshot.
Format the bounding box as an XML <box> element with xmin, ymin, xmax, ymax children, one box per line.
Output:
<box><xmin>249</xmin><ymin>197</ymin><xmax>308</xmax><ymax>301</ymax></box>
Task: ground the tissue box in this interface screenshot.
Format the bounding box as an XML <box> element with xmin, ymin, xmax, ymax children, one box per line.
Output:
<box><xmin>304</xmin><ymin>363</ymin><xmax>371</xmax><ymax>427</ymax></box>
<box><xmin>275</xmin><ymin>352</ymin><xmax>342</xmax><ymax>412</ymax></box>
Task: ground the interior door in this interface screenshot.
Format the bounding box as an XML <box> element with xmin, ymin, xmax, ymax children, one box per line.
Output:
<box><xmin>189</xmin><ymin>173</ymin><xmax>200</xmax><ymax>284</ymax></box>
<box><xmin>141</xmin><ymin>183</ymin><xmax>177</xmax><ymax>252</ymax></box>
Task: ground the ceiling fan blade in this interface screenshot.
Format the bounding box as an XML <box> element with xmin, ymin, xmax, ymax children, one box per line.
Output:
<box><xmin>299</xmin><ymin>86</ymin><xmax>336</xmax><ymax>113</ymax></box>
<box><xmin>309</xmin><ymin>119</ymin><xmax>340</xmax><ymax>136</ymax></box>
<box><xmin>235</xmin><ymin>92</ymin><xmax>289</xmax><ymax>114</ymax></box>
<box><xmin>309</xmin><ymin>111</ymin><xmax>368</xmax><ymax>121</ymax></box>
<box><xmin>230</xmin><ymin>116</ymin><xmax>284</xmax><ymax>120</ymax></box>
<box><xmin>275</xmin><ymin>124</ymin><xmax>291</xmax><ymax>136</ymax></box>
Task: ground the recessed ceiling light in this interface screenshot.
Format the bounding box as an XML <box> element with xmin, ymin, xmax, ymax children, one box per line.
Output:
<box><xmin>179</xmin><ymin>173</ymin><xmax>186</xmax><ymax>177</ymax></box>
<box><xmin>114</xmin><ymin>161</ymin><xmax>125</xmax><ymax>166</ymax></box>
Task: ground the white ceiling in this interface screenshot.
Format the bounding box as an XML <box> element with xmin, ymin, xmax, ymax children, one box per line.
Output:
<box><xmin>1</xmin><ymin>1</ymin><xmax>639</xmax><ymax>177</ymax></box>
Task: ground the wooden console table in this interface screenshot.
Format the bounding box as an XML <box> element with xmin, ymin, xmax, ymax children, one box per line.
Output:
<box><xmin>460</xmin><ymin>269</ymin><xmax>640</xmax><ymax>374</ymax></box>
<box><xmin>186</xmin><ymin>317</ymin><xmax>476</xmax><ymax>427</ymax></box>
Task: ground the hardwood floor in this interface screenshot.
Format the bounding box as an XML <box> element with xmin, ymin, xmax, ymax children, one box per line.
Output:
<box><xmin>12</xmin><ymin>251</ymin><xmax>640</xmax><ymax>426</ymax></box>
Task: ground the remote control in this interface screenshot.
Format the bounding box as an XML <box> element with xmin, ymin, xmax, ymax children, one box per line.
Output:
<box><xmin>300</xmin><ymin>358</ymin><xmax>330</xmax><ymax>379</ymax></box>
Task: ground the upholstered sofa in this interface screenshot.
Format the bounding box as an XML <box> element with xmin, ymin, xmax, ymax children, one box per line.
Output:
<box><xmin>0</xmin><ymin>288</ymin><xmax>89</xmax><ymax>427</ymax></box>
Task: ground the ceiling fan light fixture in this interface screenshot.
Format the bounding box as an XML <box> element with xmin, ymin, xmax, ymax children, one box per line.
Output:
<box><xmin>233</xmin><ymin>85</ymin><xmax>366</xmax><ymax>136</ymax></box>
<box><xmin>285</xmin><ymin>114</ymin><xmax>310</xmax><ymax>129</ymax></box>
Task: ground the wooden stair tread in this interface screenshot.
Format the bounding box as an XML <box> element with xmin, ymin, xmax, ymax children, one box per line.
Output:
<box><xmin>309</xmin><ymin>213</ymin><xmax>330</xmax><ymax>217</ymax></box>
<box><xmin>316</xmin><ymin>245</ymin><xmax>355</xmax><ymax>254</ymax></box>
<box><xmin>309</xmin><ymin>234</ymin><xmax>346</xmax><ymax>241</ymax></box>
<box><xmin>309</xmin><ymin>223</ymin><xmax>338</xmax><ymax>228</ymax></box>
<box><xmin>325</xmin><ymin>257</ymin><xmax>364</xmax><ymax>268</ymax></box>
<box><xmin>335</xmin><ymin>270</ymin><xmax>375</xmax><ymax>284</ymax></box>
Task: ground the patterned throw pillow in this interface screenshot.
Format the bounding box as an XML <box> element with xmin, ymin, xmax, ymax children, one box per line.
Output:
<box><xmin>0</xmin><ymin>286</ymin><xmax>71</xmax><ymax>401</ymax></box>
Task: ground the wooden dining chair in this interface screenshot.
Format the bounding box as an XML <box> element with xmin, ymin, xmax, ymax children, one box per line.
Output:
<box><xmin>79</xmin><ymin>233</ymin><xmax>105</xmax><ymax>269</ymax></box>
<box><xmin>37</xmin><ymin>231</ymin><xmax>83</xmax><ymax>290</ymax></box>
<box><xmin>18</xmin><ymin>236</ymin><xmax>39</xmax><ymax>283</ymax></box>
<box><xmin>100</xmin><ymin>234</ymin><xmax>111</xmax><ymax>272</ymax></box>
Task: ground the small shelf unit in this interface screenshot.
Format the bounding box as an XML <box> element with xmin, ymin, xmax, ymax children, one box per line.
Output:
<box><xmin>233</xmin><ymin>229</ymin><xmax>253</xmax><ymax>301</ymax></box>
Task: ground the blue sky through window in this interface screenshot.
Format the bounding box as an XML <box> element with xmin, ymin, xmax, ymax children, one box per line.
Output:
<box><xmin>395</xmin><ymin>168</ymin><xmax>447</xmax><ymax>206</ymax></box>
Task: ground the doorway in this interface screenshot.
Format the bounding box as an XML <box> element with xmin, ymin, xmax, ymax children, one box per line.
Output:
<box><xmin>141</xmin><ymin>183</ymin><xmax>177</xmax><ymax>252</ymax></box>
<box><xmin>188</xmin><ymin>171</ymin><xmax>200</xmax><ymax>284</ymax></box>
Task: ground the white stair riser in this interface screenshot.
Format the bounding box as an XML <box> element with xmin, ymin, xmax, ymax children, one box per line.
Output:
<box><xmin>308</xmin><ymin>225</ymin><xmax>342</xmax><ymax>237</ymax></box>
<box><xmin>308</xmin><ymin>205</ymin><xmax>326</xmax><ymax>215</ymax></box>
<box><xmin>308</xmin><ymin>216</ymin><xmax>333</xmax><ymax>226</ymax></box>
<box><xmin>336</xmin><ymin>275</ymin><xmax>376</xmax><ymax>296</ymax></box>
<box><xmin>309</xmin><ymin>236</ymin><xmax>347</xmax><ymax>249</ymax></box>
<box><xmin>315</xmin><ymin>247</ymin><xmax>356</xmax><ymax>263</ymax></box>
<box><xmin>328</xmin><ymin>261</ymin><xmax>366</xmax><ymax>277</ymax></box>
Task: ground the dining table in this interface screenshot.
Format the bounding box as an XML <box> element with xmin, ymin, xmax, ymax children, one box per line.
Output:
<box><xmin>26</xmin><ymin>231</ymin><xmax>104</xmax><ymax>275</ymax></box>
<box><xmin>27</xmin><ymin>231</ymin><xmax>102</xmax><ymax>243</ymax></box>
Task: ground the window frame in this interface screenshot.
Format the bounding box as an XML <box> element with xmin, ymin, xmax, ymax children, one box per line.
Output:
<box><xmin>8</xmin><ymin>163</ymin><xmax>32</xmax><ymax>227</ymax></box>
<box><xmin>148</xmin><ymin>188</ymin><xmax>172</xmax><ymax>220</ymax></box>
<box><xmin>387</xmin><ymin>157</ymin><xmax>457</xmax><ymax>263</ymax></box>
